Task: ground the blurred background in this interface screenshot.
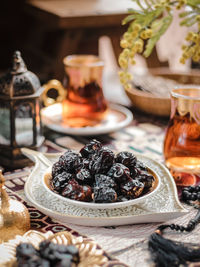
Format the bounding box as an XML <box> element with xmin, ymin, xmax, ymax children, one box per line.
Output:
<box><xmin>0</xmin><ymin>0</ymin><xmax>199</xmax><ymax>84</ymax></box>
<box><xmin>0</xmin><ymin>0</ymin><xmax>130</xmax><ymax>83</ymax></box>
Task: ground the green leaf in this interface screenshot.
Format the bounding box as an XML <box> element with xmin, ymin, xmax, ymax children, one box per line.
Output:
<box><xmin>127</xmin><ymin>8</ymin><xmax>143</xmax><ymax>14</ymax></box>
<box><xmin>187</xmin><ymin>0</ymin><xmax>200</xmax><ymax>7</ymax></box>
<box><xmin>151</xmin><ymin>19</ymin><xmax>163</xmax><ymax>31</ymax></box>
<box><xmin>143</xmin><ymin>15</ymin><xmax>173</xmax><ymax>57</ymax></box>
<box><xmin>144</xmin><ymin>0</ymin><xmax>152</xmax><ymax>9</ymax></box>
<box><xmin>180</xmin><ymin>15</ymin><xmax>197</xmax><ymax>26</ymax></box>
<box><xmin>133</xmin><ymin>7</ymin><xmax>164</xmax><ymax>28</ymax></box>
<box><xmin>122</xmin><ymin>14</ymin><xmax>137</xmax><ymax>25</ymax></box>
<box><xmin>179</xmin><ymin>11</ymin><xmax>195</xmax><ymax>18</ymax></box>
<box><xmin>136</xmin><ymin>0</ymin><xmax>146</xmax><ymax>10</ymax></box>
<box><xmin>186</xmin><ymin>0</ymin><xmax>200</xmax><ymax>9</ymax></box>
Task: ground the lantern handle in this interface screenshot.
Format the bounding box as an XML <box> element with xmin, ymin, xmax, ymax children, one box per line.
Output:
<box><xmin>42</xmin><ymin>79</ymin><xmax>66</xmax><ymax>107</ymax></box>
<box><xmin>12</xmin><ymin>51</ymin><xmax>27</xmax><ymax>74</ymax></box>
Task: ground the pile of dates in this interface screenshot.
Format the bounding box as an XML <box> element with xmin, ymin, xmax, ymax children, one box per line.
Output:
<box><xmin>16</xmin><ymin>241</ymin><xmax>79</xmax><ymax>267</ymax></box>
<box><xmin>51</xmin><ymin>140</ymin><xmax>155</xmax><ymax>203</ymax></box>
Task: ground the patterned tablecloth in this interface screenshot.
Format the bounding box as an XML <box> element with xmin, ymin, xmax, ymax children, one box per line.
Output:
<box><xmin>3</xmin><ymin>109</ymin><xmax>200</xmax><ymax>267</ymax></box>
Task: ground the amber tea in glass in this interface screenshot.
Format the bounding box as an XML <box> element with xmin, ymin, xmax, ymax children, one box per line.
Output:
<box><xmin>62</xmin><ymin>55</ymin><xmax>108</xmax><ymax>127</ymax></box>
<box><xmin>164</xmin><ymin>86</ymin><xmax>200</xmax><ymax>185</ymax></box>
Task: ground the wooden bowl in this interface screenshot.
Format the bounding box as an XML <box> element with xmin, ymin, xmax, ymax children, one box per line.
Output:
<box><xmin>124</xmin><ymin>68</ymin><xmax>200</xmax><ymax>117</ymax></box>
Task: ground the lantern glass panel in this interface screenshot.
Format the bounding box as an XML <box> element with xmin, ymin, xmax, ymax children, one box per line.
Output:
<box><xmin>36</xmin><ymin>99</ymin><xmax>42</xmax><ymax>141</ymax></box>
<box><xmin>0</xmin><ymin>102</ymin><xmax>10</xmax><ymax>145</ymax></box>
<box><xmin>15</xmin><ymin>102</ymin><xmax>33</xmax><ymax>146</ymax></box>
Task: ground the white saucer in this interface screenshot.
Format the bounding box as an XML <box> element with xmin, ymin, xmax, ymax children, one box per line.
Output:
<box><xmin>41</xmin><ymin>103</ymin><xmax>133</xmax><ymax>136</ymax></box>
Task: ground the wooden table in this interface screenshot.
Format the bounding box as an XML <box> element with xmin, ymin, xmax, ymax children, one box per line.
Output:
<box><xmin>25</xmin><ymin>0</ymin><xmax>134</xmax><ymax>79</ymax></box>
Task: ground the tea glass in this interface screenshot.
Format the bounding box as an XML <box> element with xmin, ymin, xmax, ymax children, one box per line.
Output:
<box><xmin>163</xmin><ymin>86</ymin><xmax>200</xmax><ymax>186</ymax></box>
<box><xmin>42</xmin><ymin>55</ymin><xmax>108</xmax><ymax>128</ymax></box>
<box><xmin>62</xmin><ymin>55</ymin><xmax>108</xmax><ymax>127</ymax></box>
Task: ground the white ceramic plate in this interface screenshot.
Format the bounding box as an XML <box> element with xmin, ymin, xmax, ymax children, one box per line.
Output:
<box><xmin>23</xmin><ymin>151</ymin><xmax>188</xmax><ymax>226</ymax></box>
<box><xmin>42</xmin><ymin>166</ymin><xmax>161</xmax><ymax>209</ymax></box>
<box><xmin>41</xmin><ymin>103</ymin><xmax>133</xmax><ymax>135</ymax></box>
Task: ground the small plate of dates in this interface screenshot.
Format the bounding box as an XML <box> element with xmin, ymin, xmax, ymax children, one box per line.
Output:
<box><xmin>42</xmin><ymin>140</ymin><xmax>160</xmax><ymax>209</ymax></box>
<box><xmin>0</xmin><ymin>230</ymin><xmax>110</xmax><ymax>267</ymax></box>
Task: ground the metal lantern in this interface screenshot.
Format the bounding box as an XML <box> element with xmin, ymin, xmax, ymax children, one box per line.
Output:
<box><xmin>0</xmin><ymin>51</ymin><xmax>44</xmax><ymax>169</ymax></box>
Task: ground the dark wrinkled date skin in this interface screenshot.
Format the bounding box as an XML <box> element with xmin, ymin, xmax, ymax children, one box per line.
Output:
<box><xmin>51</xmin><ymin>172</ymin><xmax>73</xmax><ymax>193</ymax></box>
<box><xmin>16</xmin><ymin>241</ymin><xmax>79</xmax><ymax>267</ymax></box>
<box><xmin>94</xmin><ymin>174</ymin><xmax>117</xmax><ymax>190</ymax></box>
<box><xmin>115</xmin><ymin>151</ymin><xmax>137</xmax><ymax>169</ymax></box>
<box><xmin>120</xmin><ymin>179</ymin><xmax>144</xmax><ymax>198</ymax></box>
<box><xmin>107</xmin><ymin>163</ymin><xmax>131</xmax><ymax>183</ymax></box>
<box><xmin>80</xmin><ymin>139</ymin><xmax>102</xmax><ymax>158</ymax></box>
<box><xmin>89</xmin><ymin>147</ymin><xmax>114</xmax><ymax>175</ymax></box>
<box><xmin>50</xmin><ymin>139</ymin><xmax>155</xmax><ymax>203</ymax></box>
<box><xmin>93</xmin><ymin>187</ymin><xmax>117</xmax><ymax>203</ymax></box>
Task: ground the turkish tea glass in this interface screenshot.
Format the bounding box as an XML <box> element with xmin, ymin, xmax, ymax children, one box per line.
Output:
<box><xmin>62</xmin><ymin>55</ymin><xmax>108</xmax><ymax>127</ymax></box>
<box><xmin>163</xmin><ymin>86</ymin><xmax>200</xmax><ymax>186</ymax></box>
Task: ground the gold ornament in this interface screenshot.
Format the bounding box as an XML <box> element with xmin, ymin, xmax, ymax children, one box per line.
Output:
<box><xmin>0</xmin><ymin>171</ymin><xmax>30</xmax><ymax>243</ymax></box>
<box><xmin>0</xmin><ymin>230</ymin><xmax>109</xmax><ymax>267</ymax></box>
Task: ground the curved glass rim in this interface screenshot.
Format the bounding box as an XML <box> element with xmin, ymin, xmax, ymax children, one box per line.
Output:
<box><xmin>171</xmin><ymin>85</ymin><xmax>200</xmax><ymax>100</ymax></box>
<box><xmin>63</xmin><ymin>54</ymin><xmax>104</xmax><ymax>67</ymax></box>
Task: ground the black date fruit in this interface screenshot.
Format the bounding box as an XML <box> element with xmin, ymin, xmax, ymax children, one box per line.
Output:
<box><xmin>41</xmin><ymin>242</ymin><xmax>73</xmax><ymax>262</ymax></box>
<box><xmin>115</xmin><ymin>151</ymin><xmax>137</xmax><ymax>169</ymax></box>
<box><xmin>121</xmin><ymin>179</ymin><xmax>144</xmax><ymax>198</ymax></box>
<box><xmin>136</xmin><ymin>171</ymin><xmax>154</xmax><ymax>189</ymax></box>
<box><xmin>117</xmin><ymin>195</ymin><xmax>129</xmax><ymax>202</ymax></box>
<box><xmin>82</xmin><ymin>185</ymin><xmax>93</xmax><ymax>202</ymax></box>
<box><xmin>94</xmin><ymin>174</ymin><xmax>117</xmax><ymax>190</ymax></box>
<box><xmin>130</xmin><ymin>161</ymin><xmax>148</xmax><ymax>178</ymax></box>
<box><xmin>61</xmin><ymin>179</ymin><xmax>85</xmax><ymax>201</ymax></box>
<box><xmin>80</xmin><ymin>158</ymin><xmax>90</xmax><ymax>169</ymax></box>
<box><xmin>135</xmin><ymin>160</ymin><xmax>147</xmax><ymax>171</ymax></box>
<box><xmin>39</xmin><ymin>241</ymin><xmax>79</xmax><ymax>263</ymax></box>
<box><xmin>17</xmin><ymin>256</ymin><xmax>50</xmax><ymax>267</ymax></box>
<box><xmin>107</xmin><ymin>163</ymin><xmax>130</xmax><ymax>183</ymax></box>
<box><xmin>16</xmin><ymin>241</ymin><xmax>79</xmax><ymax>267</ymax></box>
<box><xmin>16</xmin><ymin>243</ymin><xmax>37</xmax><ymax>259</ymax></box>
<box><xmin>76</xmin><ymin>168</ymin><xmax>92</xmax><ymax>185</ymax></box>
<box><xmin>59</xmin><ymin>150</ymin><xmax>81</xmax><ymax>173</ymax></box>
<box><xmin>64</xmin><ymin>245</ymin><xmax>79</xmax><ymax>263</ymax></box>
<box><xmin>55</xmin><ymin>258</ymin><xmax>72</xmax><ymax>267</ymax></box>
<box><xmin>52</xmin><ymin>162</ymin><xmax>65</xmax><ymax>179</ymax></box>
<box><xmin>50</xmin><ymin>140</ymin><xmax>155</xmax><ymax>204</ymax></box>
<box><xmin>89</xmin><ymin>148</ymin><xmax>114</xmax><ymax>175</ymax></box>
<box><xmin>93</xmin><ymin>187</ymin><xmax>117</xmax><ymax>203</ymax></box>
<box><xmin>80</xmin><ymin>139</ymin><xmax>102</xmax><ymax>158</ymax></box>
<box><xmin>52</xmin><ymin>172</ymin><xmax>73</xmax><ymax>193</ymax></box>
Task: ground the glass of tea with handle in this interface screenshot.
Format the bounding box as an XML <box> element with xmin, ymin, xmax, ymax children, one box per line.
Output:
<box><xmin>163</xmin><ymin>86</ymin><xmax>200</xmax><ymax>186</ymax></box>
<box><xmin>42</xmin><ymin>55</ymin><xmax>108</xmax><ymax>128</ymax></box>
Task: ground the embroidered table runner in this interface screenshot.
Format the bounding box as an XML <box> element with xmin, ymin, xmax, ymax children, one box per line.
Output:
<box><xmin>4</xmin><ymin>111</ymin><xmax>200</xmax><ymax>267</ymax></box>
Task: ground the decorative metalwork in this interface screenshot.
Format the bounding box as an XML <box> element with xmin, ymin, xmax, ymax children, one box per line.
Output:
<box><xmin>0</xmin><ymin>230</ymin><xmax>108</xmax><ymax>266</ymax></box>
<box><xmin>0</xmin><ymin>51</ymin><xmax>44</xmax><ymax>169</ymax></box>
<box><xmin>0</xmin><ymin>171</ymin><xmax>30</xmax><ymax>244</ymax></box>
